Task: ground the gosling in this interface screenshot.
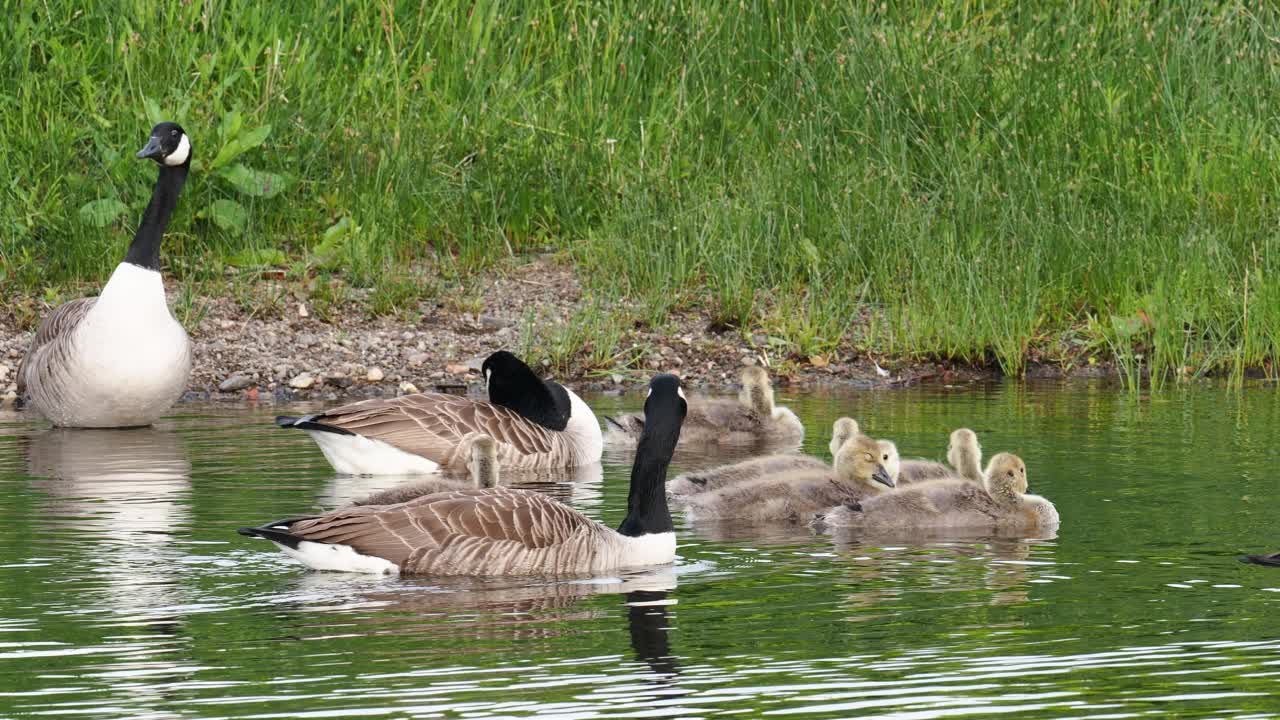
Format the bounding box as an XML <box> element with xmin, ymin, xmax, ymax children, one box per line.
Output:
<box><xmin>897</xmin><ymin>428</ymin><xmax>984</xmax><ymax>484</ymax></box>
<box><xmin>669</xmin><ymin>417</ymin><xmax>860</xmax><ymax>496</ymax></box>
<box><xmin>682</xmin><ymin>434</ymin><xmax>895</xmax><ymax>523</ymax></box>
<box><xmin>814</xmin><ymin>452</ymin><xmax>1058</xmax><ymax>534</ymax></box>
<box><xmin>604</xmin><ymin>366</ymin><xmax>803</xmax><ymax>448</ymax></box>
<box><xmin>351</xmin><ymin>434</ymin><xmax>499</xmax><ymax>506</ymax></box>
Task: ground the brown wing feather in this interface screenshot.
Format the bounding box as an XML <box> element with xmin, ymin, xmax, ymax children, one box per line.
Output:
<box><xmin>17</xmin><ymin>297</ymin><xmax>97</xmax><ymax>398</ymax></box>
<box><xmin>309</xmin><ymin>394</ymin><xmax>558</xmax><ymax>464</ymax></box>
<box><xmin>288</xmin><ymin>487</ymin><xmax>603</xmax><ymax>570</ymax></box>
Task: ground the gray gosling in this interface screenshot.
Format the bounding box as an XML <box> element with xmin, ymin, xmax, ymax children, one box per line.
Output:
<box><xmin>682</xmin><ymin>434</ymin><xmax>895</xmax><ymax>522</ymax></box>
<box><xmin>815</xmin><ymin>452</ymin><xmax>1058</xmax><ymax>533</ymax></box>
<box><xmin>897</xmin><ymin>428</ymin><xmax>984</xmax><ymax>484</ymax></box>
<box><xmin>605</xmin><ymin>366</ymin><xmax>804</xmax><ymax>448</ymax></box>
<box><xmin>352</xmin><ymin>435</ymin><xmax>500</xmax><ymax>506</ymax></box>
<box><xmin>669</xmin><ymin>417</ymin><xmax>859</xmax><ymax>497</ymax></box>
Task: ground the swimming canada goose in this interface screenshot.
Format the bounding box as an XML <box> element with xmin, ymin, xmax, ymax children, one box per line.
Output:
<box><xmin>681</xmin><ymin>434</ymin><xmax>895</xmax><ymax>522</ymax></box>
<box><xmin>604</xmin><ymin>366</ymin><xmax>803</xmax><ymax>448</ymax></box>
<box><xmin>350</xmin><ymin>434</ymin><xmax>499</xmax><ymax>506</ymax></box>
<box><xmin>17</xmin><ymin>122</ymin><xmax>193</xmax><ymax>428</ymax></box>
<box><xmin>276</xmin><ymin>351</ymin><xmax>602</xmax><ymax>475</ymax></box>
<box><xmin>1243</xmin><ymin>552</ymin><xmax>1280</xmax><ymax>567</ymax></box>
<box><xmin>239</xmin><ymin>373</ymin><xmax>687</xmax><ymax>575</ymax></box>
<box><xmin>815</xmin><ymin>452</ymin><xmax>1058</xmax><ymax>534</ymax></box>
<box><xmin>897</xmin><ymin>428</ymin><xmax>984</xmax><ymax>484</ymax></box>
<box><xmin>668</xmin><ymin>417</ymin><xmax>870</xmax><ymax>497</ymax></box>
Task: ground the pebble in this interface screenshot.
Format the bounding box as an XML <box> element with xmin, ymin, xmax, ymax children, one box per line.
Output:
<box><xmin>218</xmin><ymin>372</ymin><xmax>254</xmax><ymax>392</ymax></box>
<box><xmin>399</xmin><ymin>381</ymin><xmax>420</xmax><ymax>394</ymax></box>
<box><xmin>445</xmin><ymin>363</ymin><xmax>470</xmax><ymax>375</ymax></box>
<box><xmin>611</xmin><ymin>374</ymin><xmax>624</xmax><ymax>386</ymax></box>
<box><xmin>289</xmin><ymin>372</ymin><xmax>315</xmax><ymax>389</ymax></box>
<box><xmin>366</xmin><ymin>367</ymin><xmax>385</xmax><ymax>382</ymax></box>
<box><xmin>298</xmin><ymin>303</ymin><xmax>309</xmax><ymax>318</ymax></box>
<box><xmin>0</xmin><ymin>364</ymin><xmax>9</xmax><ymax>382</ymax></box>
<box><xmin>408</xmin><ymin>352</ymin><xmax>429</xmax><ymax>367</ymax></box>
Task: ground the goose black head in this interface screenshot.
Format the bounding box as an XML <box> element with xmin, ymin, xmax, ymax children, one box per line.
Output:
<box><xmin>641</xmin><ymin>373</ymin><xmax>687</xmax><ymax>444</ymax></box>
<box><xmin>136</xmin><ymin>122</ymin><xmax>192</xmax><ymax>167</ymax></box>
<box><xmin>483</xmin><ymin>350</ymin><xmax>572</xmax><ymax>431</ymax></box>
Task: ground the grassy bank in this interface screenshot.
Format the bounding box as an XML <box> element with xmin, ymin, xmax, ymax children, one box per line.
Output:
<box><xmin>3</xmin><ymin>1</ymin><xmax>1279</xmax><ymax>382</ymax></box>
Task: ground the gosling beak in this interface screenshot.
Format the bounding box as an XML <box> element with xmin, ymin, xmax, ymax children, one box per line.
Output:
<box><xmin>872</xmin><ymin>464</ymin><xmax>894</xmax><ymax>488</ymax></box>
<box><xmin>136</xmin><ymin>136</ymin><xmax>165</xmax><ymax>160</ymax></box>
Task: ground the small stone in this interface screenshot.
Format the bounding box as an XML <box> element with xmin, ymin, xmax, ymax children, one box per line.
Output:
<box><xmin>611</xmin><ymin>374</ymin><xmax>624</xmax><ymax>386</ymax></box>
<box><xmin>429</xmin><ymin>370</ymin><xmax>444</xmax><ymax>379</ymax></box>
<box><xmin>401</xmin><ymin>331</ymin><xmax>414</xmax><ymax>341</ymax></box>
<box><xmin>366</xmin><ymin>367</ymin><xmax>385</xmax><ymax>382</ymax></box>
<box><xmin>297</xmin><ymin>332</ymin><xmax>320</xmax><ymax>348</ymax></box>
<box><xmin>399</xmin><ymin>381</ymin><xmax>420</xmax><ymax>394</ymax></box>
<box><xmin>464</xmin><ymin>355</ymin><xmax>486</xmax><ymax>372</ymax></box>
<box><xmin>0</xmin><ymin>364</ymin><xmax>10</xmax><ymax>383</ymax></box>
<box><xmin>407</xmin><ymin>352</ymin><xmax>429</xmax><ymax>367</ymax></box>
<box><xmin>289</xmin><ymin>372</ymin><xmax>315</xmax><ymax>389</ymax></box>
<box><xmin>218</xmin><ymin>319</ymin><xmax>236</xmax><ymax>330</ymax></box>
<box><xmin>741</xmin><ymin>356</ymin><xmax>757</xmax><ymax>366</ymax></box>
<box><xmin>298</xmin><ymin>303</ymin><xmax>310</xmax><ymax>318</ymax></box>
<box><xmin>445</xmin><ymin>363</ymin><xmax>470</xmax><ymax>375</ymax></box>
<box><xmin>218</xmin><ymin>372</ymin><xmax>254</xmax><ymax>392</ymax></box>
<box><xmin>479</xmin><ymin>314</ymin><xmax>508</xmax><ymax>331</ymax></box>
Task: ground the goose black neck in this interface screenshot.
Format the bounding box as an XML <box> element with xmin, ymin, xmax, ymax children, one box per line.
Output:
<box><xmin>124</xmin><ymin>164</ymin><xmax>188</xmax><ymax>270</ymax></box>
<box><xmin>617</xmin><ymin>425</ymin><xmax>677</xmax><ymax>537</ymax></box>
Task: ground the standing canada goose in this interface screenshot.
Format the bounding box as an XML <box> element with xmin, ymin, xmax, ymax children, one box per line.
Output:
<box><xmin>681</xmin><ymin>434</ymin><xmax>895</xmax><ymax>522</ymax></box>
<box><xmin>814</xmin><ymin>453</ymin><xmax>1058</xmax><ymax>534</ymax></box>
<box><xmin>898</xmin><ymin>428</ymin><xmax>984</xmax><ymax>484</ymax></box>
<box><xmin>350</xmin><ymin>434</ymin><xmax>499</xmax><ymax>506</ymax></box>
<box><xmin>17</xmin><ymin>122</ymin><xmax>193</xmax><ymax>428</ymax></box>
<box><xmin>604</xmin><ymin>366</ymin><xmax>803</xmax><ymax>448</ymax></box>
<box><xmin>276</xmin><ymin>351</ymin><xmax>602</xmax><ymax>475</ymax></box>
<box><xmin>238</xmin><ymin>373</ymin><xmax>687</xmax><ymax>575</ymax></box>
<box><xmin>668</xmin><ymin>417</ymin><xmax>868</xmax><ymax>497</ymax></box>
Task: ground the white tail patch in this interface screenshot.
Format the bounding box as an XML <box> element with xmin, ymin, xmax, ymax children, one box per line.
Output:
<box><xmin>307</xmin><ymin>430</ymin><xmax>441</xmax><ymax>475</ymax></box>
<box><xmin>276</xmin><ymin>538</ymin><xmax>399</xmax><ymax>574</ymax></box>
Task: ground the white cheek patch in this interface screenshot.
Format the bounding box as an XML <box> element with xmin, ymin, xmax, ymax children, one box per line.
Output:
<box><xmin>646</xmin><ymin>387</ymin><xmax>652</xmax><ymax>398</ymax></box>
<box><xmin>677</xmin><ymin>386</ymin><xmax>686</xmax><ymax>401</ymax></box>
<box><xmin>164</xmin><ymin>134</ymin><xmax>191</xmax><ymax>166</ymax></box>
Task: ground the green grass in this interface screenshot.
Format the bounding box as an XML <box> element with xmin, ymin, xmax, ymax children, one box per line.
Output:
<box><xmin>3</xmin><ymin>1</ymin><xmax>1279</xmax><ymax>382</ymax></box>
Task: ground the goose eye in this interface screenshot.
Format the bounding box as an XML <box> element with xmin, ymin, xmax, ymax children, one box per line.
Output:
<box><xmin>170</xmin><ymin>129</ymin><xmax>179</xmax><ymax>137</ymax></box>
<box><xmin>882</xmin><ymin>453</ymin><xmax>889</xmax><ymax>461</ymax></box>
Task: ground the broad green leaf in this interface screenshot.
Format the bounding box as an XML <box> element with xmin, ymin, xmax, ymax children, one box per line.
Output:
<box><xmin>77</xmin><ymin>198</ymin><xmax>128</xmax><ymax>227</ymax></box>
<box><xmin>143</xmin><ymin>96</ymin><xmax>163</xmax><ymax>125</ymax></box>
<box><xmin>221</xmin><ymin>109</ymin><xmax>243</xmax><ymax>144</ymax></box>
<box><xmin>238</xmin><ymin>124</ymin><xmax>271</xmax><ymax>152</ymax></box>
<box><xmin>226</xmin><ymin>247</ymin><xmax>286</xmax><ymax>268</ymax></box>
<box><xmin>208</xmin><ymin>138</ymin><xmax>244</xmax><ymax>170</ymax></box>
<box><xmin>208</xmin><ymin>199</ymin><xmax>248</xmax><ymax>233</ymax></box>
<box><xmin>219</xmin><ymin>164</ymin><xmax>289</xmax><ymax>198</ymax></box>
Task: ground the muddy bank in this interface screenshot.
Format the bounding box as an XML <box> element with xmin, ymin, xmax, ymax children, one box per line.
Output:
<box><xmin>0</xmin><ymin>258</ymin><xmax>1113</xmax><ymax>406</ymax></box>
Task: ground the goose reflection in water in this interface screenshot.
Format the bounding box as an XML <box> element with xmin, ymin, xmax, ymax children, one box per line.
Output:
<box><xmin>22</xmin><ymin>427</ymin><xmax>196</xmax><ymax>716</ymax></box>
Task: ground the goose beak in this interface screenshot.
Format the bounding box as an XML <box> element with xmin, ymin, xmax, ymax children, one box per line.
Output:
<box><xmin>872</xmin><ymin>465</ymin><xmax>894</xmax><ymax>488</ymax></box>
<box><xmin>136</xmin><ymin>136</ymin><xmax>164</xmax><ymax>160</ymax></box>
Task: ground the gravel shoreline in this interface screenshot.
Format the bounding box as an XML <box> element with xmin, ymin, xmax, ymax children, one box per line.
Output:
<box><xmin>1</xmin><ymin>257</ymin><xmax>1111</xmax><ymax>408</ymax></box>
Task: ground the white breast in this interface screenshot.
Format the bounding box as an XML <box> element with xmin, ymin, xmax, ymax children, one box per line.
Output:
<box><xmin>64</xmin><ymin>263</ymin><xmax>191</xmax><ymax>426</ymax></box>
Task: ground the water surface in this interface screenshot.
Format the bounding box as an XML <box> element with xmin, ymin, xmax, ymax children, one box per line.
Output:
<box><xmin>1</xmin><ymin>382</ymin><xmax>1278</xmax><ymax>718</ymax></box>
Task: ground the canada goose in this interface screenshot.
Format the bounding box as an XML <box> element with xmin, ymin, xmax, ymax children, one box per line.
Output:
<box><xmin>239</xmin><ymin>373</ymin><xmax>687</xmax><ymax>575</ymax></box>
<box><xmin>17</xmin><ymin>123</ymin><xmax>193</xmax><ymax>428</ymax></box>
<box><xmin>276</xmin><ymin>351</ymin><xmax>602</xmax><ymax>475</ymax></box>
<box><xmin>1243</xmin><ymin>552</ymin><xmax>1280</xmax><ymax>567</ymax></box>
<box><xmin>604</xmin><ymin>366</ymin><xmax>803</xmax><ymax>448</ymax></box>
<box><xmin>897</xmin><ymin>428</ymin><xmax>984</xmax><ymax>484</ymax></box>
<box><xmin>681</xmin><ymin>434</ymin><xmax>894</xmax><ymax>522</ymax></box>
<box><xmin>815</xmin><ymin>452</ymin><xmax>1058</xmax><ymax>534</ymax></box>
<box><xmin>350</xmin><ymin>434</ymin><xmax>499</xmax><ymax>506</ymax></box>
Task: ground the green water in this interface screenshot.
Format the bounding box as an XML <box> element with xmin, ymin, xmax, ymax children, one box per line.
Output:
<box><xmin>1</xmin><ymin>382</ymin><xmax>1279</xmax><ymax>718</ymax></box>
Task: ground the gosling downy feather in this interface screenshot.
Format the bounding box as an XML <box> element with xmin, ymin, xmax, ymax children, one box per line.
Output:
<box><xmin>816</xmin><ymin>452</ymin><xmax>1059</xmax><ymax>534</ymax></box>
<box><xmin>897</xmin><ymin>428</ymin><xmax>984</xmax><ymax>484</ymax></box>
<box><xmin>604</xmin><ymin>366</ymin><xmax>803</xmax><ymax>448</ymax></box>
<box><xmin>18</xmin><ymin>123</ymin><xmax>192</xmax><ymax>428</ymax></box>
<box><xmin>239</xmin><ymin>374</ymin><xmax>687</xmax><ymax>576</ymax></box>
<box><xmin>681</xmin><ymin>434</ymin><xmax>895</xmax><ymax>522</ymax></box>
<box><xmin>667</xmin><ymin>453</ymin><xmax>829</xmax><ymax>496</ymax></box>
<box><xmin>350</xmin><ymin>434</ymin><xmax>500</xmax><ymax>506</ymax></box>
<box><xmin>277</xmin><ymin>351</ymin><xmax>602</xmax><ymax>475</ymax></box>
<box><xmin>828</xmin><ymin>417</ymin><xmax>859</xmax><ymax>459</ymax></box>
